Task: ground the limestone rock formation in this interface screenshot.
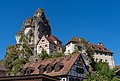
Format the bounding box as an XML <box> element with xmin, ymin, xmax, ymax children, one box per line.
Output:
<box><xmin>15</xmin><ymin>8</ymin><xmax>51</xmax><ymax>54</ymax></box>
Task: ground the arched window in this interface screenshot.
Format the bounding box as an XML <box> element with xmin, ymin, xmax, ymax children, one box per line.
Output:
<box><xmin>46</xmin><ymin>66</ymin><xmax>52</xmax><ymax>73</ymax></box>
<box><xmin>54</xmin><ymin>63</ymin><xmax>64</xmax><ymax>72</ymax></box>
<box><xmin>20</xmin><ymin>69</ymin><xmax>25</xmax><ymax>75</ymax></box>
<box><xmin>26</xmin><ymin>69</ymin><xmax>31</xmax><ymax>75</ymax></box>
<box><xmin>55</xmin><ymin>64</ymin><xmax>60</xmax><ymax>72</ymax></box>
<box><xmin>26</xmin><ymin>68</ymin><xmax>34</xmax><ymax>75</ymax></box>
<box><xmin>39</xmin><ymin>67</ymin><xmax>44</xmax><ymax>74</ymax></box>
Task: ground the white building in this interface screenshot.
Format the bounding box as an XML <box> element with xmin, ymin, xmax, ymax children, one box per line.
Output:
<box><xmin>90</xmin><ymin>43</ymin><xmax>115</xmax><ymax>69</ymax></box>
<box><xmin>65</xmin><ymin>37</ymin><xmax>83</xmax><ymax>54</ymax></box>
<box><xmin>65</xmin><ymin>37</ymin><xmax>115</xmax><ymax>69</ymax></box>
<box><xmin>37</xmin><ymin>35</ymin><xmax>62</xmax><ymax>54</ymax></box>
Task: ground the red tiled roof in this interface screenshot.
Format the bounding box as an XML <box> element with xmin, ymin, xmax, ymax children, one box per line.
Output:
<box><xmin>22</xmin><ymin>54</ymin><xmax>79</xmax><ymax>76</ymax></box>
<box><xmin>89</xmin><ymin>43</ymin><xmax>113</xmax><ymax>54</ymax></box>
<box><xmin>50</xmin><ymin>35</ymin><xmax>62</xmax><ymax>43</ymax></box>
<box><xmin>67</xmin><ymin>37</ymin><xmax>113</xmax><ymax>54</ymax></box>
<box><xmin>67</xmin><ymin>37</ymin><xmax>82</xmax><ymax>45</ymax></box>
<box><xmin>116</xmin><ymin>66</ymin><xmax>120</xmax><ymax>69</ymax></box>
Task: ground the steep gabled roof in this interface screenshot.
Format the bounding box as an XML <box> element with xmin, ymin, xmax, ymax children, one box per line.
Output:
<box><xmin>37</xmin><ymin>35</ymin><xmax>56</xmax><ymax>45</ymax></box>
<box><xmin>66</xmin><ymin>36</ymin><xmax>82</xmax><ymax>45</ymax></box>
<box><xmin>22</xmin><ymin>54</ymin><xmax>80</xmax><ymax>76</ymax></box>
<box><xmin>50</xmin><ymin>35</ymin><xmax>62</xmax><ymax>43</ymax></box>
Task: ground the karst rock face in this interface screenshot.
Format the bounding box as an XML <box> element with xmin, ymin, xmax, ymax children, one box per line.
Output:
<box><xmin>15</xmin><ymin>8</ymin><xmax>51</xmax><ymax>51</ymax></box>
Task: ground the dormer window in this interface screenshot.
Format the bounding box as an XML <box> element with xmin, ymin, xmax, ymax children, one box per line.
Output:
<box><xmin>20</xmin><ymin>69</ymin><xmax>25</xmax><ymax>75</ymax></box>
<box><xmin>39</xmin><ymin>67</ymin><xmax>45</xmax><ymax>74</ymax></box>
<box><xmin>104</xmin><ymin>48</ymin><xmax>107</xmax><ymax>50</ymax></box>
<box><xmin>26</xmin><ymin>69</ymin><xmax>31</xmax><ymax>75</ymax></box>
<box><xmin>26</xmin><ymin>68</ymin><xmax>34</xmax><ymax>75</ymax></box>
<box><xmin>98</xmin><ymin>47</ymin><xmax>101</xmax><ymax>50</ymax></box>
<box><xmin>54</xmin><ymin>63</ymin><xmax>64</xmax><ymax>72</ymax></box>
<box><xmin>46</xmin><ymin>66</ymin><xmax>52</xmax><ymax>73</ymax></box>
<box><xmin>55</xmin><ymin>64</ymin><xmax>60</xmax><ymax>72</ymax></box>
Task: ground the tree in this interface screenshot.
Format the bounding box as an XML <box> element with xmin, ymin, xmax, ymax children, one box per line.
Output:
<box><xmin>84</xmin><ymin>61</ymin><xmax>118</xmax><ymax>81</ymax></box>
<box><xmin>39</xmin><ymin>49</ymin><xmax>49</xmax><ymax>60</ymax></box>
<box><xmin>4</xmin><ymin>44</ymin><xmax>31</xmax><ymax>75</ymax></box>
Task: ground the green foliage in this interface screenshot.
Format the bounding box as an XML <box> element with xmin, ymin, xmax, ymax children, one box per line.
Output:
<box><xmin>12</xmin><ymin>58</ymin><xmax>27</xmax><ymax>75</ymax></box>
<box><xmin>84</xmin><ymin>61</ymin><xmax>118</xmax><ymax>81</ymax></box>
<box><xmin>39</xmin><ymin>49</ymin><xmax>49</xmax><ymax>60</ymax></box>
<box><xmin>39</xmin><ymin>49</ymin><xmax>64</xmax><ymax>60</ymax></box>
<box><xmin>62</xmin><ymin>45</ymin><xmax>66</xmax><ymax>53</ymax></box>
<box><xmin>50</xmin><ymin>53</ymin><xmax>64</xmax><ymax>58</ymax></box>
<box><xmin>4</xmin><ymin>44</ymin><xmax>31</xmax><ymax>75</ymax></box>
<box><xmin>76</xmin><ymin>37</ymin><xmax>96</xmax><ymax>70</ymax></box>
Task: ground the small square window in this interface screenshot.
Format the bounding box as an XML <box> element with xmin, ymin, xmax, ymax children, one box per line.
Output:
<box><xmin>105</xmin><ymin>60</ymin><xmax>107</xmax><ymax>62</ymax></box>
<box><xmin>59</xmin><ymin>48</ymin><xmax>61</xmax><ymax>50</ymax></box>
<box><xmin>45</xmin><ymin>45</ymin><xmax>47</xmax><ymax>47</ymax></box>
<box><xmin>39</xmin><ymin>46</ymin><xmax>42</xmax><ymax>48</ymax></box>
<box><xmin>54</xmin><ymin>46</ymin><xmax>56</xmax><ymax>49</ymax></box>
<box><xmin>100</xmin><ymin>59</ymin><xmax>102</xmax><ymax>62</ymax></box>
<box><xmin>42</xmin><ymin>40</ymin><xmax>44</xmax><ymax>42</ymax></box>
<box><xmin>51</xmin><ymin>51</ymin><xmax>53</xmax><ymax>53</ymax></box>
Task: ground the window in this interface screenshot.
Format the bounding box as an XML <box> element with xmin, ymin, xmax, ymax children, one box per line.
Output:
<box><xmin>51</xmin><ymin>51</ymin><xmax>53</xmax><ymax>53</ymax></box>
<box><xmin>91</xmin><ymin>46</ymin><xmax>95</xmax><ymax>49</ymax></box>
<box><xmin>20</xmin><ymin>69</ymin><xmax>25</xmax><ymax>75</ymax></box>
<box><xmin>76</xmin><ymin>67</ymin><xmax>84</xmax><ymax>74</ymax></box>
<box><xmin>96</xmin><ymin>58</ymin><xmax>98</xmax><ymax>62</ymax></box>
<box><xmin>39</xmin><ymin>46</ymin><xmax>42</xmax><ymax>48</ymax></box>
<box><xmin>104</xmin><ymin>48</ymin><xmax>107</xmax><ymax>50</ymax></box>
<box><xmin>39</xmin><ymin>68</ymin><xmax>44</xmax><ymax>74</ymax></box>
<box><xmin>77</xmin><ymin>61</ymin><xmax>83</xmax><ymax>66</ymax></box>
<box><xmin>75</xmin><ymin>79</ymin><xmax>80</xmax><ymax>81</ymax></box>
<box><xmin>45</xmin><ymin>44</ymin><xmax>47</xmax><ymax>47</ymax></box>
<box><xmin>59</xmin><ymin>48</ymin><xmax>61</xmax><ymax>50</ymax></box>
<box><xmin>55</xmin><ymin>64</ymin><xmax>60</xmax><ymax>72</ymax></box>
<box><xmin>26</xmin><ymin>69</ymin><xmax>31</xmax><ymax>75</ymax></box>
<box><xmin>54</xmin><ymin>46</ymin><xmax>56</xmax><ymax>49</ymax></box>
<box><xmin>62</xmin><ymin>78</ymin><xmax>67</xmax><ymax>81</ymax></box>
<box><xmin>36</xmin><ymin>59</ymin><xmax>38</xmax><ymax>62</ymax></box>
<box><xmin>69</xmin><ymin>78</ymin><xmax>74</xmax><ymax>81</ymax></box>
<box><xmin>100</xmin><ymin>59</ymin><xmax>102</xmax><ymax>62</ymax></box>
<box><xmin>98</xmin><ymin>47</ymin><xmax>101</xmax><ymax>50</ymax></box>
<box><xmin>42</xmin><ymin>40</ymin><xmax>44</xmax><ymax>42</ymax></box>
<box><xmin>46</xmin><ymin>66</ymin><xmax>52</xmax><ymax>73</ymax></box>
<box><xmin>105</xmin><ymin>60</ymin><xmax>107</xmax><ymax>62</ymax></box>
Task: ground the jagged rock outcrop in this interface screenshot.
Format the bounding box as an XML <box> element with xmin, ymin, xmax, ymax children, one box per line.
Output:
<box><xmin>5</xmin><ymin>8</ymin><xmax>52</xmax><ymax>75</ymax></box>
<box><xmin>15</xmin><ymin>8</ymin><xmax>51</xmax><ymax>54</ymax></box>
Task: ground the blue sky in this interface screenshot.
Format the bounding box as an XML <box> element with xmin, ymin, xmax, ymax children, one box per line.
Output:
<box><xmin>0</xmin><ymin>0</ymin><xmax>120</xmax><ymax>66</ymax></box>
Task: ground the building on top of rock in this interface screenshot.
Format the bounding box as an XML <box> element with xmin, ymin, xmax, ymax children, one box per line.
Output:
<box><xmin>15</xmin><ymin>8</ymin><xmax>51</xmax><ymax>52</ymax></box>
<box><xmin>15</xmin><ymin>8</ymin><xmax>62</xmax><ymax>62</ymax></box>
<box><xmin>37</xmin><ymin>35</ymin><xmax>62</xmax><ymax>55</ymax></box>
<box><xmin>65</xmin><ymin>37</ymin><xmax>115</xmax><ymax>69</ymax></box>
<box><xmin>64</xmin><ymin>36</ymin><xmax>85</xmax><ymax>54</ymax></box>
